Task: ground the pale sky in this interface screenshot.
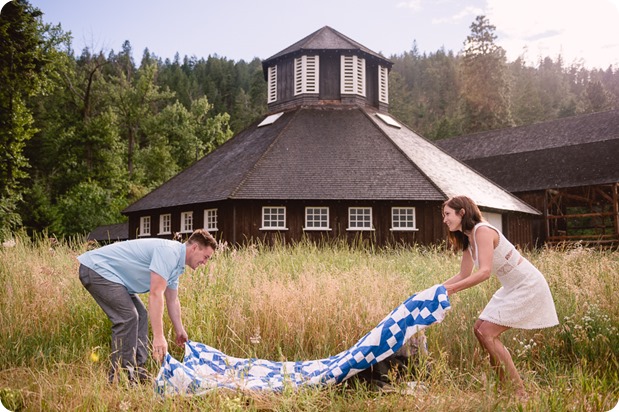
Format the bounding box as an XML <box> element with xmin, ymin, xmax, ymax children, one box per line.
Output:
<box><xmin>6</xmin><ymin>0</ymin><xmax>619</xmax><ymax>69</ymax></box>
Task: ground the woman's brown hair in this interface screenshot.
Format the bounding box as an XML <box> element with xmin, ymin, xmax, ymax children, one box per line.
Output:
<box><xmin>442</xmin><ymin>196</ymin><xmax>484</xmax><ymax>252</ymax></box>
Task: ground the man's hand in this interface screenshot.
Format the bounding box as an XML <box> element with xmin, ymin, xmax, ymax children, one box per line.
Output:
<box><xmin>175</xmin><ymin>328</ymin><xmax>188</xmax><ymax>346</ymax></box>
<box><xmin>152</xmin><ymin>335</ymin><xmax>168</xmax><ymax>362</ymax></box>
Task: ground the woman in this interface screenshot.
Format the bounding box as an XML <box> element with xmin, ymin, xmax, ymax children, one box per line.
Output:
<box><xmin>441</xmin><ymin>196</ymin><xmax>558</xmax><ymax>397</ymax></box>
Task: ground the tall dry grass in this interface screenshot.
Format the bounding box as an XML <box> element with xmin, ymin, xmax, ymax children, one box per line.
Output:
<box><xmin>0</xmin><ymin>235</ymin><xmax>617</xmax><ymax>411</ymax></box>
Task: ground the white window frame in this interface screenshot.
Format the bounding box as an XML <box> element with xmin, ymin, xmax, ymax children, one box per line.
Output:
<box><xmin>340</xmin><ymin>55</ymin><xmax>366</xmax><ymax>96</ymax></box>
<box><xmin>260</xmin><ymin>206</ymin><xmax>288</xmax><ymax>230</ymax></box>
<box><xmin>267</xmin><ymin>65</ymin><xmax>277</xmax><ymax>103</ymax></box>
<box><xmin>390</xmin><ymin>207</ymin><xmax>418</xmax><ymax>231</ymax></box>
<box><xmin>347</xmin><ymin>207</ymin><xmax>373</xmax><ymax>231</ymax></box>
<box><xmin>180</xmin><ymin>211</ymin><xmax>193</xmax><ymax>233</ymax></box>
<box><xmin>204</xmin><ymin>208</ymin><xmax>218</xmax><ymax>232</ymax></box>
<box><xmin>378</xmin><ymin>65</ymin><xmax>389</xmax><ymax>104</ymax></box>
<box><xmin>304</xmin><ymin>206</ymin><xmax>331</xmax><ymax>231</ymax></box>
<box><xmin>139</xmin><ymin>216</ymin><xmax>151</xmax><ymax>237</ymax></box>
<box><xmin>159</xmin><ymin>213</ymin><xmax>171</xmax><ymax>235</ymax></box>
<box><xmin>484</xmin><ymin>212</ymin><xmax>503</xmax><ymax>233</ymax></box>
<box><xmin>294</xmin><ymin>55</ymin><xmax>319</xmax><ymax>95</ymax></box>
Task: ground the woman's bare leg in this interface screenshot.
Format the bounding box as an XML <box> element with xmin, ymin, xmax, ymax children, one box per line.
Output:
<box><xmin>474</xmin><ymin>319</ymin><xmax>525</xmax><ymax>396</ymax></box>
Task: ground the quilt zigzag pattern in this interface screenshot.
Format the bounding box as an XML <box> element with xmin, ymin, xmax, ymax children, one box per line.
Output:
<box><xmin>155</xmin><ymin>284</ymin><xmax>450</xmax><ymax>395</ymax></box>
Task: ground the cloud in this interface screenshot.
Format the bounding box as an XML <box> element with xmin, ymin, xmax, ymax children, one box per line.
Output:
<box><xmin>523</xmin><ymin>29</ymin><xmax>562</xmax><ymax>42</ymax></box>
<box><xmin>487</xmin><ymin>0</ymin><xmax>619</xmax><ymax>68</ymax></box>
<box><xmin>431</xmin><ymin>5</ymin><xmax>484</xmax><ymax>24</ymax></box>
<box><xmin>396</xmin><ymin>0</ymin><xmax>422</xmax><ymax>11</ymax></box>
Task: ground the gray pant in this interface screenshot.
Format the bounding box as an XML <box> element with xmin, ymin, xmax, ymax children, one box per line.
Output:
<box><xmin>79</xmin><ymin>264</ymin><xmax>149</xmax><ymax>381</ymax></box>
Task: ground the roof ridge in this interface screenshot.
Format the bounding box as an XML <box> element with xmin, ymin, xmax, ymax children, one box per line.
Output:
<box><xmin>367</xmin><ymin>110</ymin><xmax>540</xmax><ymax>214</ymax></box>
<box><xmin>447</xmin><ymin>108</ymin><xmax>619</xmax><ymax>141</ymax></box>
<box><xmin>361</xmin><ymin>109</ymin><xmax>449</xmax><ymax>200</ymax></box>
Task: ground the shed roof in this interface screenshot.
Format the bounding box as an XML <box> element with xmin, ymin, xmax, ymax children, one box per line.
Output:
<box><xmin>436</xmin><ymin>110</ymin><xmax>619</xmax><ymax>191</ymax></box>
<box><xmin>87</xmin><ymin>222</ymin><xmax>128</xmax><ymax>242</ymax></box>
<box><xmin>123</xmin><ymin>106</ymin><xmax>538</xmax><ymax>215</ymax></box>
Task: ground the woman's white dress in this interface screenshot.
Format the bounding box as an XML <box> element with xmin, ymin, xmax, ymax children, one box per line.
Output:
<box><xmin>470</xmin><ymin>222</ymin><xmax>559</xmax><ymax>329</ymax></box>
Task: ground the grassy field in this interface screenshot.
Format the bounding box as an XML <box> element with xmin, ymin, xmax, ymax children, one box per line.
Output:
<box><xmin>0</xmin><ymin>235</ymin><xmax>617</xmax><ymax>411</ymax></box>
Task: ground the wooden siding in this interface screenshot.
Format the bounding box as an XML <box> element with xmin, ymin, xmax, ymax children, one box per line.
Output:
<box><xmin>514</xmin><ymin>191</ymin><xmax>547</xmax><ymax>246</ymax></box>
<box><xmin>127</xmin><ymin>199</ymin><xmax>539</xmax><ymax>248</ymax></box>
<box><xmin>267</xmin><ymin>52</ymin><xmax>384</xmax><ymax>114</ymax></box>
<box><xmin>319</xmin><ymin>53</ymin><xmax>341</xmax><ymax>100</ymax></box>
<box><xmin>503</xmin><ymin>212</ymin><xmax>537</xmax><ymax>249</ymax></box>
<box><xmin>277</xmin><ymin>58</ymin><xmax>295</xmax><ymax>102</ymax></box>
<box><xmin>365</xmin><ymin>62</ymin><xmax>378</xmax><ymax>108</ymax></box>
<box><xmin>128</xmin><ymin>200</ymin><xmax>448</xmax><ymax>247</ymax></box>
<box><xmin>223</xmin><ymin>199</ymin><xmax>448</xmax><ymax>246</ymax></box>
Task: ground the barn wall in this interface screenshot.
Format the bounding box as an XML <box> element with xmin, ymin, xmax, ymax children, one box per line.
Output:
<box><xmin>127</xmin><ymin>199</ymin><xmax>447</xmax><ymax>247</ymax></box>
<box><xmin>127</xmin><ymin>200</ymin><xmax>537</xmax><ymax>248</ymax></box>
<box><xmin>513</xmin><ymin>190</ymin><xmax>547</xmax><ymax>246</ymax></box>
<box><xmin>226</xmin><ymin>199</ymin><xmax>448</xmax><ymax>246</ymax></box>
<box><xmin>503</xmin><ymin>212</ymin><xmax>537</xmax><ymax>250</ymax></box>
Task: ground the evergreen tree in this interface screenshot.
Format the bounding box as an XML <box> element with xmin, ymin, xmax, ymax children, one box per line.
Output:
<box><xmin>508</xmin><ymin>57</ymin><xmax>545</xmax><ymax>126</ymax></box>
<box><xmin>459</xmin><ymin>15</ymin><xmax>512</xmax><ymax>133</ymax></box>
<box><xmin>0</xmin><ymin>0</ymin><xmax>68</xmax><ymax>238</ymax></box>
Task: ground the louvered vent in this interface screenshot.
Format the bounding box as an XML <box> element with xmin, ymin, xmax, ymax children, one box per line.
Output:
<box><xmin>294</xmin><ymin>55</ymin><xmax>319</xmax><ymax>95</ymax></box>
<box><xmin>378</xmin><ymin>65</ymin><xmax>389</xmax><ymax>104</ymax></box>
<box><xmin>267</xmin><ymin>65</ymin><xmax>277</xmax><ymax>103</ymax></box>
<box><xmin>340</xmin><ymin>55</ymin><xmax>365</xmax><ymax>96</ymax></box>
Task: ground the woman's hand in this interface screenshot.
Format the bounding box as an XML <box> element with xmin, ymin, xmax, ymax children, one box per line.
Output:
<box><xmin>444</xmin><ymin>283</ymin><xmax>456</xmax><ymax>296</ymax></box>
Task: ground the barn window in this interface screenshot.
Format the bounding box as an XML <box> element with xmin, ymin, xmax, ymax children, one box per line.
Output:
<box><xmin>261</xmin><ymin>206</ymin><xmax>287</xmax><ymax>230</ymax></box>
<box><xmin>267</xmin><ymin>65</ymin><xmax>277</xmax><ymax>103</ymax></box>
<box><xmin>391</xmin><ymin>207</ymin><xmax>417</xmax><ymax>231</ymax></box>
<box><xmin>304</xmin><ymin>207</ymin><xmax>330</xmax><ymax>230</ymax></box>
<box><xmin>139</xmin><ymin>216</ymin><xmax>151</xmax><ymax>236</ymax></box>
<box><xmin>180</xmin><ymin>211</ymin><xmax>193</xmax><ymax>233</ymax></box>
<box><xmin>204</xmin><ymin>208</ymin><xmax>218</xmax><ymax>232</ymax></box>
<box><xmin>347</xmin><ymin>207</ymin><xmax>373</xmax><ymax>230</ymax></box>
<box><xmin>378</xmin><ymin>65</ymin><xmax>389</xmax><ymax>104</ymax></box>
<box><xmin>340</xmin><ymin>55</ymin><xmax>366</xmax><ymax>96</ymax></box>
<box><xmin>294</xmin><ymin>55</ymin><xmax>319</xmax><ymax>95</ymax></box>
<box><xmin>159</xmin><ymin>214</ymin><xmax>171</xmax><ymax>235</ymax></box>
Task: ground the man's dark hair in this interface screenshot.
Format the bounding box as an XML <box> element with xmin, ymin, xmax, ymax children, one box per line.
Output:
<box><xmin>187</xmin><ymin>229</ymin><xmax>218</xmax><ymax>250</ymax></box>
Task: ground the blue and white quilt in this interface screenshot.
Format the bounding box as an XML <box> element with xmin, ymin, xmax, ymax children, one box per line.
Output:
<box><xmin>155</xmin><ymin>284</ymin><xmax>450</xmax><ymax>395</ymax></box>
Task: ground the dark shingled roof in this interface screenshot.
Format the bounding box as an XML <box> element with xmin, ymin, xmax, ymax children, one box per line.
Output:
<box><xmin>124</xmin><ymin>111</ymin><xmax>291</xmax><ymax>212</ymax></box>
<box><xmin>87</xmin><ymin>222</ymin><xmax>128</xmax><ymax>242</ymax></box>
<box><xmin>232</xmin><ymin>108</ymin><xmax>441</xmax><ymax>200</ymax></box>
<box><xmin>262</xmin><ymin>26</ymin><xmax>391</xmax><ymax>73</ymax></box>
<box><xmin>436</xmin><ymin>110</ymin><xmax>619</xmax><ymax>192</ymax></box>
<box><xmin>123</xmin><ymin>106</ymin><xmax>538</xmax><ymax>215</ymax></box>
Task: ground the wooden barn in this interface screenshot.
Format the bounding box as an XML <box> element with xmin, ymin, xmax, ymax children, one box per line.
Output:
<box><xmin>122</xmin><ymin>26</ymin><xmax>539</xmax><ymax>247</ymax></box>
<box><xmin>436</xmin><ymin>110</ymin><xmax>619</xmax><ymax>247</ymax></box>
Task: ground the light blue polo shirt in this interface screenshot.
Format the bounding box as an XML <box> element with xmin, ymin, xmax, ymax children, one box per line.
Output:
<box><xmin>78</xmin><ymin>238</ymin><xmax>187</xmax><ymax>294</ymax></box>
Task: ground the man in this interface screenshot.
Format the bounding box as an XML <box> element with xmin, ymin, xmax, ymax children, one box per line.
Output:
<box><xmin>77</xmin><ymin>229</ymin><xmax>217</xmax><ymax>384</ymax></box>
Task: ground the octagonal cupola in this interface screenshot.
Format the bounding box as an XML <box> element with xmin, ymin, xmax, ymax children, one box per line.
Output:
<box><xmin>262</xmin><ymin>26</ymin><xmax>393</xmax><ymax>113</ymax></box>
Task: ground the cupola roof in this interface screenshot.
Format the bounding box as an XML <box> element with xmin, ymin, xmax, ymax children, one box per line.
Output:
<box><xmin>262</xmin><ymin>25</ymin><xmax>392</xmax><ymax>78</ymax></box>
